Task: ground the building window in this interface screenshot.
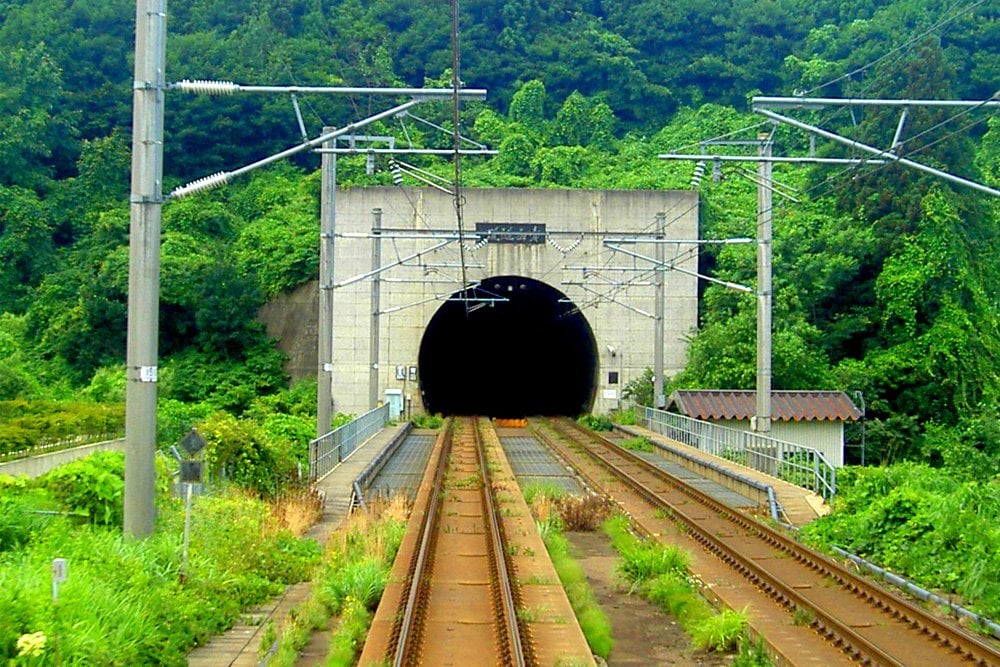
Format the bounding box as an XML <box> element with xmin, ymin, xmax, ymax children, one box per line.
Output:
<box><xmin>608</xmin><ymin>371</ymin><xmax>619</xmax><ymax>385</ymax></box>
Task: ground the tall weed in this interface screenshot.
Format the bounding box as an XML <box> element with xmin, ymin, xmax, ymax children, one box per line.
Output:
<box><xmin>690</xmin><ymin>608</ymin><xmax>748</xmax><ymax>652</ymax></box>
<box><xmin>0</xmin><ymin>489</ymin><xmax>319</xmax><ymax>665</ymax></box>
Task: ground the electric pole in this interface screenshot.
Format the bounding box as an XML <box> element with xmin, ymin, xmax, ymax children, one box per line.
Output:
<box><xmin>369</xmin><ymin>208</ymin><xmax>382</xmax><ymax>410</ymax></box>
<box><xmin>317</xmin><ymin>130</ymin><xmax>336</xmax><ymax>437</ymax></box>
<box><xmin>755</xmin><ymin>133</ymin><xmax>773</xmax><ymax>434</ymax></box>
<box><xmin>124</xmin><ymin>0</ymin><xmax>167</xmax><ymax>537</ymax></box>
<box><xmin>654</xmin><ymin>212</ymin><xmax>666</xmax><ymax>409</ymax></box>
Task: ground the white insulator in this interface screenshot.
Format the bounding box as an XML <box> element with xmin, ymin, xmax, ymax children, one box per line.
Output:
<box><xmin>548</xmin><ymin>237</ymin><xmax>572</xmax><ymax>254</ymax></box>
<box><xmin>170</xmin><ymin>172</ymin><xmax>231</xmax><ymax>199</ymax></box>
<box><xmin>389</xmin><ymin>161</ymin><xmax>404</xmax><ymax>185</ymax></box>
<box><xmin>174</xmin><ymin>79</ymin><xmax>238</xmax><ymax>95</ymax></box>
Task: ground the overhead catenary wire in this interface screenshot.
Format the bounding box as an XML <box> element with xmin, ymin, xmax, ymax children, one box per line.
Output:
<box><xmin>450</xmin><ymin>0</ymin><xmax>471</xmax><ymax>313</ymax></box>
<box><xmin>799</xmin><ymin>0</ymin><xmax>990</xmax><ymax>98</ymax></box>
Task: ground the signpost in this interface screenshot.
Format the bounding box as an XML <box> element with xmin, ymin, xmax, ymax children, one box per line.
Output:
<box><xmin>175</xmin><ymin>429</ymin><xmax>206</xmax><ymax>581</ymax></box>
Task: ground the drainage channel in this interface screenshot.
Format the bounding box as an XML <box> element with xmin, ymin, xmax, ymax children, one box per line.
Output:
<box><xmin>362</xmin><ymin>434</ymin><xmax>437</xmax><ymax>502</ymax></box>
<box><xmin>628</xmin><ymin>450</ymin><xmax>759</xmax><ymax>509</ymax></box>
<box><xmin>497</xmin><ymin>430</ymin><xmax>584</xmax><ymax>495</ymax></box>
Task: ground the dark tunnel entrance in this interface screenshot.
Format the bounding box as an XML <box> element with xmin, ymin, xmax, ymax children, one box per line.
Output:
<box><xmin>418</xmin><ymin>276</ymin><xmax>597</xmax><ymax>417</ymax></box>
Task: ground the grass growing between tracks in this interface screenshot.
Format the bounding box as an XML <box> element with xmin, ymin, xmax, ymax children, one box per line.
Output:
<box><xmin>264</xmin><ymin>496</ymin><xmax>408</xmax><ymax>667</ymax></box>
<box><xmin>524</xmin><ymin>484</ymin><xmax>614</xmax><ymax>660</ymax></box>
<box><xmin>604</xmin><ymin>515</ymin><xmax>771</xmax><ymax>665</ymax></box>
<box><xmin>619</xmin><ymin>435</ymin><xmax>655</xmax><ymax>452</ymax></box>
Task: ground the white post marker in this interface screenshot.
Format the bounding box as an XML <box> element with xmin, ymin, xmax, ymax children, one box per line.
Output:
<box><xmin>181</xmin><ymin>482</ymin><xmax>193</xmax><ymax>580</ymax></box>
<box><xmin>51</xmin><ymin>558</ymin><xmax>68</xmax><ymax>604</ymax></box>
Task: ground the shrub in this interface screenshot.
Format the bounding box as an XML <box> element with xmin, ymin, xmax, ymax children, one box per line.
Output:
<box><xmin>0</xmin><ymin>487</ymin><xmax>62</xmax><ymax>552</ymax></box>
<box><xmin>539</xmin><ymin>519</ymin><xmax>613</xmax><ymax>659</ymax></box>
<box><xmin>319</xmin><ymin>557</ymin><xmax>387</xmax><ymax>612</ymax></box>
<box><xmin>577</xmin><ymin>414</ymin><xmax>613</xmax><ymax>431</ymax></box>
<box><xmin>521</xmin><ymin>481</ymin><xmax>565</xmax><ymax>506</ymax></box>
<box><xmin>38</xmin><ymin>451</ymin><xmax>126</xmax><ymax>525</ymax></box>
<box><xmin>0</xmin><ymin>400</ymin><xmax>125</xmax><ymax>455</ymax></box>
<box><xmin>199</xmin><ymin>412</ymin><xmax>297</xmax><ymax>497</ymax></box>
<box><xmin>690</xmin><ymin>608</ymin><xmax>748</xmax><ymax>652</ymax></box>
<box><xmin>83</xmin><ymin>365</ymin><xmax>126</xmax><ymax>403</ymax></box>
<box><xmin>611</xmin><ymin>407</ymin><xmax>639</xmax><ymax>425</ymax></box>
<box><xmin>557</xmin><ymin>494</ymin><xmax>614</xmax><ymax>532</ymax></box>
<box><xmin>326</xmin><ymin>598</ymin><xmax>373</xmax><ymax>667</ymax></box>
<box><xmin>411</xmin><ymin>413</ymin><xmax>443</xmax><ymax>429</ymax></box>
<box><xmin>0</xmin><ymin>362</ymin><xmax>42</xmax><ymax>401</ymax></box>
<box><xmin>617</xmin><ymin>541</ymin><xmax>691</xmax><ymax>586</ymax></box>
<box><xmin>157</xmin><ymin>398</ymin><xmax>215</xmax><ymax>449</ymax></box>
<box><xmin>620</xmin><ymin>436</ymin><xmax>654</xmax><ymax>452</ymax></box>
<box><xmin>645</xmin><ymin>572</ymin><xmax>701</xmax><ymax>620</ymax></box>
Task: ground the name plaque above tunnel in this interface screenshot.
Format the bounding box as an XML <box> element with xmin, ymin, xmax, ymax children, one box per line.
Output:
<box><xmin>476</xmin><ymin>222</ymin><xmax>546</xmax><ymax>244</ymax></box>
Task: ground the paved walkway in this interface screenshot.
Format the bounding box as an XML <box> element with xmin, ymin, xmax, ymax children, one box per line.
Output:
<box><xmin>616</xmin><ymin>424</ymin><xmax>830</xmax><ymax>527</ymax></box>
<box><xmin>186</xmin><ymin>424</ymin><xmax>407</xmax><ymax>666</ymax></box>
<box><xmin>303</xmin><ymin>424</ymin><xmax>407</xmax><ymax>545</ymax></box>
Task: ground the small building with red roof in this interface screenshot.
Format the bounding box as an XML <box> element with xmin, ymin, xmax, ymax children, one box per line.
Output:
<box><xmin>666</xmin><ymin>390</ymin><xmax>862</xmax><ymax>467</ymax></box>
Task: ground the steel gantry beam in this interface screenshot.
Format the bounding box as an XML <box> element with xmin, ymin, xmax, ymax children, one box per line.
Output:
<box><xmin>752</xmin><ymin>96</ymin><xmax>1000</xmax><ymax>198</ymax></box>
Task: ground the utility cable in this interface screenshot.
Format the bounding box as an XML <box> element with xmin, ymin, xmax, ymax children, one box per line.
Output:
<box><xmin>450</xmin><ymin>0</ymin><xmax>471</xmax><ymax>311</ymax></box>
<box><xmin>800</xmin><ymin>0</ymin><xmax>988</xmax><ymax>98</ymax></box>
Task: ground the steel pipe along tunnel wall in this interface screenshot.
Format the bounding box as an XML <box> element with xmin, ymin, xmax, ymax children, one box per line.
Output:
<box><xmin>257</xmin><ymin>187</ymin><xmax>699</xmax><ymax>416</ymax></box>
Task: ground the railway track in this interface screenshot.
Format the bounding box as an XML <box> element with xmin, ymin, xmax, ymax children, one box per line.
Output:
<box><xmin>533</xmin><ymin>417</ymin><xmax>1000</xmax><ymax>666</ymax></box>
<box><xmin>359</xmin><ymin>417</ymin><xmax>594</xmax><ymax>667</ymax></box>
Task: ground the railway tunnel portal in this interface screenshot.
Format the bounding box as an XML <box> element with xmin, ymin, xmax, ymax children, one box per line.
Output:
<box><xmin>419</xmin><ymin>276</ymin><xmax>598</xmax><ymax>417</ymax></box>
<box><xmin>258</xmin><ymin>186</ymin><xmax>699</xmax><ymax>417</ymax></box>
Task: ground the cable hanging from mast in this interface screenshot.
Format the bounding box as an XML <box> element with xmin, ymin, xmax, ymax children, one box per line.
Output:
<box><xmin>451</xmin><ymin>0</ymin><xmax>471</xmax><ymax>314</ymax></box>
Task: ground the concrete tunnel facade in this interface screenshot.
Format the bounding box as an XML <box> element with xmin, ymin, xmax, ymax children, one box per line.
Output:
<box><xmin>257</xmin><ymin>187</ymin><xmax>699</xmax><ymax>417</ymax></box>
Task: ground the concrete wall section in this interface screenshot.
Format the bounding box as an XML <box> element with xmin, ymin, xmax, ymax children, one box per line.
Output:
<box><xmin>260</xmin><ymin>187</ymin><xmax>699</xmax><ymax>416</ymax></box>
<box><xmin>0</xmin><ymin>439</ymin><xmax>127</xmax><ymax>478</ymax></box>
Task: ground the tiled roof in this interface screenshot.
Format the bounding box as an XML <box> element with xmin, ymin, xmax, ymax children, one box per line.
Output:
<box><xmin>667</xmin><ymin>390</ymin><xmax>862</xmax><ymax>422</ymax></box>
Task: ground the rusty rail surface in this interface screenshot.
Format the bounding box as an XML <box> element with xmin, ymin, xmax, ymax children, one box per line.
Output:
<box><xmin>381</xmin><ymin>417</ymin><xmax>530</xmax><ymax>666</ymax></box>
<box><xmin>537</xmin><ymin>417</ymin><xmax>1000</xmax><ymax>667</ymax></box>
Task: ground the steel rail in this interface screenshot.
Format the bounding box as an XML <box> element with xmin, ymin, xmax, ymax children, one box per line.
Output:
<box><xmin>392</xmin><ymin>417</ymin><xmax>529</xmax><ymax>666</ymax></box>
<box><xmin>391</xmin><ymin>418</ymin><xmax>453</xmax><ymax>667</ymax></box>
<box><xmin>475</xmin><ymin>418</ymin><xmax>529</xmax><ymax>667</ymax></box>
<box><xmin>547</xmin><ymin>418</ymin><xmax>1000</xmax><ymax>666</ymax></box>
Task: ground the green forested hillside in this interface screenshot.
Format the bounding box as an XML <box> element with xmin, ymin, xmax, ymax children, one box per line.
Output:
<box><xmin>0</xmin><ymin>0</ymin><xmax>998</xmax><ymax>473</ymax></box>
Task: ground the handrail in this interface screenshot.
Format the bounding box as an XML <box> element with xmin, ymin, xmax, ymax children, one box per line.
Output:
<box><xmin>0</xmin><ymin>432</ymin><xmax>124</xmax><ymax>462</ymax></box>
<box><xmin>643</xmin><ymin>407</ymin><xmax>837</xmax><ymax>500</ymax></box>
<box><xmin>308</xmin><ymin>404</ymin><xmax>390</xmax><ymax>481</ymax></box>
<box><xmin>830</xmin><ymin>546</ymin><xmax>1000</xmax><ymax>640</ymax></box>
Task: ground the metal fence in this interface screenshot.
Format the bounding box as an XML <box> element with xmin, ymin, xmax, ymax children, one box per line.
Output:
<box><xmin>309</xmin><ymin>404</ymin><xmax>390</xmax><ymax>481</ymax></box>
<box><xmin>643</xmin><ymin>407</ymin><xmax>837</xmax><ymax>500</ymax></box>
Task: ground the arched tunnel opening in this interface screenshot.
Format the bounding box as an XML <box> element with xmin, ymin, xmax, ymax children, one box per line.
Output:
<box><xmin>418</xmin><ymin>276</ymin><xmax>597</xmax><ymax>417</ymax></box>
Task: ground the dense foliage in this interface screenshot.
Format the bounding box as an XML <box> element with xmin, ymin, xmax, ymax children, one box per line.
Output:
<box><xmin>0</xmin><ymin>0</ymin><xmax>996</xmax><ymax>508</ymax></box>
<box><xmin>801</xmin><ymin>464</ymin><xmax>1000</xmax><ymax>619</ymax></box>
<box><xmin>1</xmin><ymin>0</ymin><xmax>996</xmax><ymax>467</ymax></box>
<box><xmin>0</xmin><ymin>456</ymin><xmax>320</xmax><ymax>664</ymax></box>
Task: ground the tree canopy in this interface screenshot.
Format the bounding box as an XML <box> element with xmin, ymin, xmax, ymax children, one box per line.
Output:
<box><xmin>0</xmin><ymin>0</ymin><xmax>997</xmax><ymax>467</ymax></box>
